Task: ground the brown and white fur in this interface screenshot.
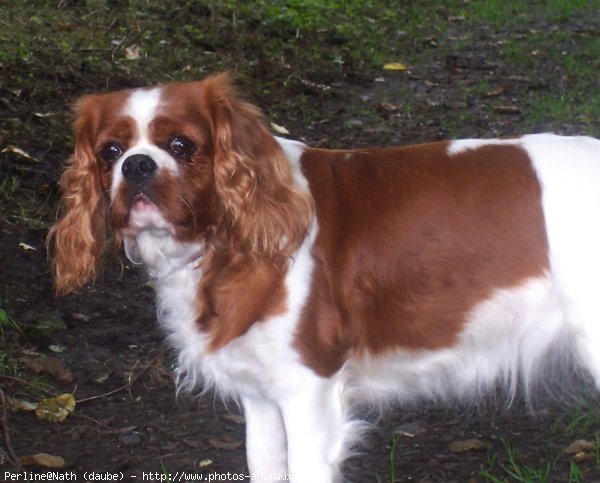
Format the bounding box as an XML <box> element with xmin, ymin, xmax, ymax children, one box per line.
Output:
<box><xmin>49</xmin><ymin>73</ymin><xmax>600</xmax><ymax>481</ymax></box>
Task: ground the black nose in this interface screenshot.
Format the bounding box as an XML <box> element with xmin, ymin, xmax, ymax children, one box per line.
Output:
<box><xmin>121</xmin><ymin>154</ymin><xmax>157</xmax><ymax>182</ymax></box>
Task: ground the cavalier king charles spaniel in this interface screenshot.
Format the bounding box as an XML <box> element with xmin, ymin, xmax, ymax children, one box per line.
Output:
<box><xmin>49</xmin><ymin>73</ymin><xmax>600</xmax><ymax>481</ymax></box>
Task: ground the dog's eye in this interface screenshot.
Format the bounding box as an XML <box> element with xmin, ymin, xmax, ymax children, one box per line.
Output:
<box><xmin>100</xmin><ymin>142</ymin><xmax>124</xmax><ymax>165</ymax></box>
<box><xmin>169</xmin><ymin>136</ymin><xmax>195</xmax><ymax>159</ymax></box>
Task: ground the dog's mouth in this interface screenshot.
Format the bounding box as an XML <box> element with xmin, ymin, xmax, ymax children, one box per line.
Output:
<box><xmin>131</xmin><ymin>191</ymin><xmax>155</xmax><ymax>209</ymax></box>
<box><xmin>121</xmin><ymin>191</ymin><xmax>174</xmax><ymax>237</ymax></box>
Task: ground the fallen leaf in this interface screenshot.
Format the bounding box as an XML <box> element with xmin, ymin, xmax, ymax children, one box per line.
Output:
<box><xmin>297</xmin><ymin>77</ymin><xmax>331</xmax><ymax>92</ymax></box>
<box><xmin>383</xmin><ymin>62</ymin><xmax>408</xmax><ymax>71</ymax></box>
<box><xmin>2</xmin><ymin>145</ymin><xmax>37</xmax><ymax>161</ymax></box>
<box><xmin>448</xmin><ymin>438</ymin><xmax>489</xmax><ymax>453</ymax></box>
<box><xmin>10</xmin><ymin>398</ymin><xmax>37</xmax><ymax>412</ymax></box>
<box><xmin>493</xmin><ymin>105</ymin><xmax>522</xmax><ymax>115</ymax></box>
<box><xmin>21</xmin><ymin>355</ymin><xmax>74</xmax><ymax>382</ymax></box>
<box><xmin>573</xmin><ymin>451</ymin><xmax>594</xmax><ymax>463</ymax></box>
<box><xmin>198</xmin><ymin>459</ymin><xmax>213</xmax><ymax>468</ymax></box>
<box><xmin>125</xmin><ymin>45</ymin><xmax>141</xmax><ymax>60</ymax></box>
<box><xmin>376</xmin><ymin>102</ymin><xmax>399</xmax><ymax>113</ymax></box>
<box><xmin>222</xmin><ymin>413</ymin><xmax>245</xmax><ymax>425</ymax></box>
<box><xmin>564</xmin><ymin>439</ymin><xmax>596</xmax><ymax>455</ymax></box>
<box><xmin>21</xmin><ymin>453</ymin><xmax>66</xmax><ymax>468</ymax></box>
<box><xmin>94</xmin><ymin>370</ymin><xmax>115</xmax><ymax>384</ymax></box>
<box><xmin>119</xmin><ymin>431</ymin><xmax>142</xmax><ymax>446</ymax></box>
<box><xmin>22</xmin><ymin>348</ymin><xmax>40</xmax><ymax>356</ymax></box>
<box><xmin>421</xmin><ymin>37</ymin><xmax>438</xmax><ymax>47</ymax></box>
<box><xmin>483</xmin><ymin>87</ymin><xmax>505</xmax><ymax>98</ymax></box>
<box><xmin>35</xmin><ymin>393</ymin><xmax>76</xmax><ymax>422</ymax></box>
<box><xmin>208</xmin><ymin>436</ymin><xmax>243</xmax><ymax>451</ymax></box>
<box><xmin>19</xmin><ymin>242</ymin><xmax>36</xmax><ymax>251</ymax></box>
<box><xmin>49</xmin><ymin>344</ymin><xmax>66</xmax><ymax>353</ymax></box>
<box><xmin>270</xmin><ymin>122</ymin><xmax>290</xmax><ymax>135</ymax></box>
<box><xmin>394</xmin><ymin>421</ymin><xmax>426</xmax><ymax>438</ymax></box>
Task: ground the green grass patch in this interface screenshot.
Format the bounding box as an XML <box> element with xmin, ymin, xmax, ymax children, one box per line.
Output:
<box><xmin>0</xmin><ymin>307</ymin><xmax>21</xmax><ymax>335</ymax></box>
<box><xmin>479</xmin><ymin>419</ymin><xmax>600</xmax><ymax>483</ymax></box>
<box><xmin>1</xmin><ymin>0</ymin><xmax>598</xmax><ymax>144</ymax></box>
<box><xmin>454</xmin><ymin>0</ymin><xmax>594</xmax><ymax>26</ymax></box>
<box><xmin>551</xmin><ymin>404</ymin><xmax>600</xmax><ymax>436</ymax></box>
<box><xmin>479</xmin><ymin>439</ymin><xmax>554</xmax><ymax>483</ymax></box>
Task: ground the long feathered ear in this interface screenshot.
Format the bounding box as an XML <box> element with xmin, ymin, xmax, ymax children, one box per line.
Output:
<box><xmin>47</xmin><ymin>98</ymin><xmax>108</xmax><ymax>294</ymax></box>
<box><xmin>205</xmin><ymin>73</ymin><xmax>313</xmax><ymax>261</ymax></box>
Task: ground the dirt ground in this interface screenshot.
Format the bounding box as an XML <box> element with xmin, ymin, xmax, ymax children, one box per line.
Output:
<box><xmin>1</xmin><ymin>3</ymin><xmax>599</xmax><ymax>482</ymax></box>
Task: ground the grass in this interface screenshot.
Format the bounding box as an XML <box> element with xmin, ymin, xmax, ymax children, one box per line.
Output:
<box><xmin>388</xmin><ymin>433</ymin><xmax>402</xmax><ymax>483</ymax></box>
<box><xmin>159</xmin><ymin>461</ymin><xmax>171</xmax><ymax>481</ymax></box>
<box><xmin>479</xmin><ymin>439</ymin><xmax>553</xmax><ymax>483</ymax></box>
<box><xmin>386</xmin><ymin>432</ymin><xmax>424</xmax><ymax>482</ymax></box>
<box><xmin>551</xmin><ymin>404</ymin><xmax>600</xmax><ymax>435</ymax></box>
<box><xmin>0</xmin><ymin>173</ymin><xmax>52</xmax><ymax>229</ymax></box>
<box><xmin>479</xmin><ymin>445</ymin><xmax>595</xmax><ymax>483</ymax></box>
<box><xmin>387</xmin><ymin>404</ymin><xmax>600</xmax><ymax>481</ymax></box>
<box><xmin>2</xmin><ymin>1</ymin><xmax>598</xmax><ymax>145</ymax></box>
<box><xmin>0</xmin><ymin>307</ymin><xmax>21</xmax><ymax>335</ymax></box>
<box><xmin>478</xmin><ymin>417</ymin><xmax>600</xmax><ymax>483</ymax></box>
<box><xmin>569</xmin><ymin>461</ymin><xmax>584</xmax><ymax>483</ymax></box>
<box><xmin>456</xmin><ymin>0</ymin><xmax>594</xmax><ymax>25</ymax></box>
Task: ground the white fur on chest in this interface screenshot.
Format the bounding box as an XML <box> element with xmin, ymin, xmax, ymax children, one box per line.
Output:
<box><xmin>155</xmin><ymin>227</ymin><xmax>317</xmax><ymax>401</ymax></box>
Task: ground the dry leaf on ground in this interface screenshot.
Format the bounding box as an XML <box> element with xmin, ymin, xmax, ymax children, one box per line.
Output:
<box><xmin>35</xmin><ymin>393</ymin><xmax>76</xmax><ymax>422</ymax></box>
<box><xmin>21</xmin><ymin>355</ymin><xmax>74</xmax><ymax>382</ymax></box>
<box><xmin>208</xmin><ymin>436</ymin><xmax>243</xmax><ymax>451</ymax></box>
<box><xmin>21</xmin><ymin>453</ymin><xmax>66</xmax><ymax>468</ymax></box>
<box><xmin>383</xmin><ymin>62</ymin><xmax>408</xmax><ymax>71</ymax></box>
<box><xmin>564</xmin><ymin>439</ymin><xmax>596</xmax><ymax>454</ymax></box>
<box><xmin>270</xmin><ymin>122</ymin><xmax>290</xmax><ymax>135</ymax></box>
<box><xmin>448</xmin><ymin>438</ymin><xmax>489</xmax><ymax>453</ymax></box>
<box><xmin>10</xmin><ymin>398</ymin><xmax>37</xmax><ymax>412</ymax></box>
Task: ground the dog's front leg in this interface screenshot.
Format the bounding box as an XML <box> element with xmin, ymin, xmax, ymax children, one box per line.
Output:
<box><xmin>242</xmin><ymin>395</ymin><xmax>288</xmax><ymax>477</ymax></box>
<box><xmin>280</xmin><ymin>378</ymin><xmax>346</xmax><ymax>483</ymax></box>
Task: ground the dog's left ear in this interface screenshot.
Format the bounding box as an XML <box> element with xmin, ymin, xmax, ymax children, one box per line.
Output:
<box><xmin>47</xmin><ymin>96</ymin><xmax>109</xmax><ymax>294</ymax></box>
<box><xmin>203</xmin><ymin>73</ymin><xmax>313</xmax><ymax>261</ymax></box>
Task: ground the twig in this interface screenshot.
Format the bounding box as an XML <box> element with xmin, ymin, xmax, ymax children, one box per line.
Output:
<box><xmin>126</xmin><ymin>359</ymin><xmax>141</xmax><ymax>401</ymax></box>
<box><xmin>76</xmin><ymin>349</ymin><xmax>169</xmax><ymax>405</ymax></box>
<box><xmin>75</xmin><ymin>413</ymin><xmax>137</xmax><ymax>435</ymax></box>
<box><xmin>0</xmin><ymin>374</ymin><xmax>58</xmax><ymax>396</ymax></box>
<box><xmin>0</xmin><ymin>385</ymin><xmax>22</xmax><ymax>471</ymax></box>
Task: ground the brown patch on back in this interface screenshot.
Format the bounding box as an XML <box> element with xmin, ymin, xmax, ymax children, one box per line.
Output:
<box><xmin>295</xmin><ymin>141</ymin><xmax>549</xmax><ymax>376</ymax></box>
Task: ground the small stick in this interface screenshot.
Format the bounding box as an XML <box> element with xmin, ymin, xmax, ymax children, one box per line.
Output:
<box><xmin>0</xmin><ymin>374</ymin><xmax>57</xmax><ymax>396</ymax></box>
<box><xmin>77</xmin><ymin>349</ymin><xmax>169</xmax><ymax>405</ymax></box>
<box><xmin>0</xmin><ymin>386</ymin><xmax>22</xmax><ymax>471</ymax></box>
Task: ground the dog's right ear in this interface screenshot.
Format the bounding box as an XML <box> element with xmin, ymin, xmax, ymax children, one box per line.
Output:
<box><xmin>203</xmin><ymin>73</ymin><xmax>313</xmax><ymax>262</ymax></box>
<box><xmin>47</xmin><ymin>96</ymin><xmax>108</xmax><ymax>295</ymax></box>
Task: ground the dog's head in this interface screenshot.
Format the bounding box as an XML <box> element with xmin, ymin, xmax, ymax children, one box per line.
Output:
<box><xmin>48</xmin><ymin>73</ymin><xmax>313</xmax><ymax>293</ymax></box>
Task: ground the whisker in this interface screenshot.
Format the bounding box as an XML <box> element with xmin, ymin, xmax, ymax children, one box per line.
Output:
<box><xmin>177</xmin><ymin>195</ymin><xmax>198</xmax><ymax>235</ymax></box>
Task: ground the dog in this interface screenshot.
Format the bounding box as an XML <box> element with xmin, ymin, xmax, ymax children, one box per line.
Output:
<box><xmin>49</xmin><ymin>72</ymin><xmax>600</xmax><ymax>481</ymax></box>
